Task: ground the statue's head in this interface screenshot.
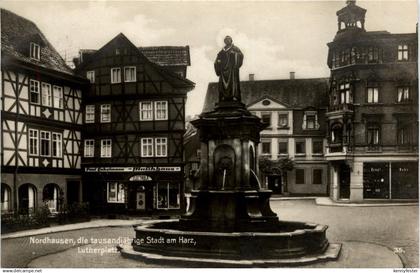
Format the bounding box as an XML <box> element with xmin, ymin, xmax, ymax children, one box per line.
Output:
<box><xmin>224</xmin><ymin>36</ymin><xmax>233</xmax><ymax>46</ymax></box>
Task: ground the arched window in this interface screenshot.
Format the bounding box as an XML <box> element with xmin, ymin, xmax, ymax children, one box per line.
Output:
<box><xmin>43</xmin><ymin>184</ymin><xmax>61</xmax><ymax>213</ymax></box>
<box><xmin>331</xmin><ymin>123</ymin><xmax>343</xmax><ymax>144</ymax></box>
<box><xmin>1</xmin><ymin>184</ymin><xmax>11</xmax><ymax>213</ymax></box>
<box><xmin>18</xmin><ymin>184</ymin><xmax>37</xmax><ymax>214</ymax></box>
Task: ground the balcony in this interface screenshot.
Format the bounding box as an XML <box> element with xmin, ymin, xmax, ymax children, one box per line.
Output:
<box><xmin>328</xmin><ymin>103</ymin><xmax>354</xmax><ymax>113</ymax></box>
<box><xmin>325</xmin><ymin>141</ymin><xmax>352</xmax><ymax>161</ymax></box>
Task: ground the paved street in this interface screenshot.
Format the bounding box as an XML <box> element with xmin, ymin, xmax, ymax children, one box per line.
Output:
<box><xmin>1</xmin><ymin>200</ymin><xmax>418</xmax><ymax>268</ymax></box>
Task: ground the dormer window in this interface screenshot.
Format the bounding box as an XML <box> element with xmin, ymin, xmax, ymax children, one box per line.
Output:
<box><xmin>303</xmin><ymin>111</ymin><xmax>320</xmax><ymax>130</ymax></box>
<box><xmin>30</xmin><ymin>42</ymin><xmax>40</xmax><ymax>60</ymax></box>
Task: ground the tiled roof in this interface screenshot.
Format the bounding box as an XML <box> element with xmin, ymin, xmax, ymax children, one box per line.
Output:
<box><xmin>203</xmin><ymin>78</ymin><xmax>329</xmax><ymax>113</ymax></box>
<box><xmin>138</xmin><ymin>46</ymin><xmax>190</xmax><ymax>66</ymax></box>
<box><xmin>1</xmin><ymin>9</ymin><xmax>74</xmax><ymax>75</ymax></box>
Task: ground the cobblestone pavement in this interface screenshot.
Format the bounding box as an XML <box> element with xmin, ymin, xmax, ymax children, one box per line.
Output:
<box><xmin>2</xmin><ymin>200</ymin><xmax>418</xmax><ymax>268</ymax></box>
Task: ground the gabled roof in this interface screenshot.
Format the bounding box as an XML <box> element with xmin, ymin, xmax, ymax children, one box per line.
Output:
<box><xmin>138</xmin><ymin>46</ymin><xmax>190</xmax><ymax>66</ymax></box>
<box><xmin>203</xmin><ymin>78</ymin><xmax>329</xmax><ymax>113</ymax></box>
<box><xmin>77</xmin><ymin>33</ymin><xmax>194</xmax><ymax>89</ymax></box>
<box><xmin>1</xmin><ymin>8</ymin><xmax>74</xmax><ymax>75</ymax></box>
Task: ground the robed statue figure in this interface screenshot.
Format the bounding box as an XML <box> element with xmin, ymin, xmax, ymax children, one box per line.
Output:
<box><xmin>214</xmin><ymin>36</ymin><xmax>244</xmax><ymax>102</ymax></box>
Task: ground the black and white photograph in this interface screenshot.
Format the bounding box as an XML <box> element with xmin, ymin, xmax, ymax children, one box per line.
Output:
<box><xmin>0</xmin><ymin>0</ymin><xmax>418</xmax><ymax>270</ymax></box>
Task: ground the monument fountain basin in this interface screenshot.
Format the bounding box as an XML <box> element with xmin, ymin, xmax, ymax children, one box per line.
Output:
<box><xmin>131</xmin><ymin>219</ymin><xmax>330</xmax><ymax>260</ymax></box>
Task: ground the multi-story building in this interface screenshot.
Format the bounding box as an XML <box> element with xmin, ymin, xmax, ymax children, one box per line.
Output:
<box><xmin>326</xmin><ymin>0</ymin><xmax>418</xmax><ymax>201</ymax></box>
<box><xmin>1</xmin><ymin>9</ymin><xmax>87</xmax><ymax>214</ymax></box>
<box><xmin>202</xmin><ymin>74</ymin><xmax>330</xmax><ymax>196</ymax></box>
<box><xmin>74</xmin><ymin>33</ymin><xmax>195</xmax><ymax>214</ymax></box>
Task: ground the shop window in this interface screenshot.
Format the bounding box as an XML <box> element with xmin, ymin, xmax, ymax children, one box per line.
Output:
<box><xmin>312</xmin><ymin>140</ymin><xmax>323</xmax><ymax>155</ymax></box>
<box><xmin>397</xmin><ymin>87</ymin><xmax>410</xmax><ymax>103</ymax></box>
<box><xmin>363</xmin><ymin>163</ymin><xmax>389</xmax><ymax>199</ymax></box>
<box><xmin>295</xmin><ymin>169</ymin><xmax>305</xmax><ymax>184</ymax></box>
<box><xmin>295</xmin><ymin>140</ymin><xmax>305</xmax><ymax>155</ymax></box>
<box><xmin>278</xmin><ymin>141</ymin><xmax>288</xmax><ymax>155</ymax></box>
<box><xmin>107</xmin><ymin>182</ymin><xmax>125</xmax><ymax>203</ymax></box>
<box><xmin>313</xmin><ymin>169</ymin><xmax>323</xmax><ymax>185</ymax></box>
<box><xmin>156</xmin><ymin>182</ymin><xmax>180</xmax><ymax>209</ymax></box>
<box><xmin>43</xmin><ymin>184</ymin><xmax>60</xmax><ymax>213</ymax></box>
<box><xmin>391</xmin><ymin>162</ymin><xmax>418</xmax><ymax>199</ymax></box>
<box><xmin>1</xmin><ymin>184</ymin><xmax>11</xmax><ymax>213</ymax></box>
<box><xmin>278</xmin><ymin>113</ymin><xmax>288</xmax><ymax>128</ymax></box>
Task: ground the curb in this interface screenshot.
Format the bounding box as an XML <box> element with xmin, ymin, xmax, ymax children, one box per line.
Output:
<box><xmin>315</xmin><ymin>197</ymin><xmax>418</xmax><ymax>207</ymax></box>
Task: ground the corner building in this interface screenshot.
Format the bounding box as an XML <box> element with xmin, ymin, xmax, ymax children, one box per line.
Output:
<box><xmin>75</xmin><ymin>34</ymin><xmax>194</xmax><ymax>214</ymax></box>
<box><xmin>326</xmin><ymin>0</ymin><xmax>418</xmax><ymax>201</ymax></box>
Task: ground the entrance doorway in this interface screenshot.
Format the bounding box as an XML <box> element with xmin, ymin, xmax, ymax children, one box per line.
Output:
<box><xmin>67</xmin><ymin>180</ymin><xmax>80</xmax><ymax>205</ymax></box>
<box><xmin>339</xmin><ymin>163</ymin><xmax>351</xmax><ymax>199</ymax></box>
<box><xmin>267</xmin><ymin>175</ymin><xmax>282</xmax><ymax>194</ymax></box>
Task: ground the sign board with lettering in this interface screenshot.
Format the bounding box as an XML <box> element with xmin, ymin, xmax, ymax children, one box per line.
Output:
<box><xmin>84</xmin><ymin>166</ymin><xmax>181</xmax><ymax>173</ymax></box>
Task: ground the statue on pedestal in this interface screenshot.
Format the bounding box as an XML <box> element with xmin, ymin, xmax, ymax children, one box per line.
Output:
<box><xmin>214</xmin><ymin>36</ymin><xmax>243</xmax><ymax>102</ymax></box>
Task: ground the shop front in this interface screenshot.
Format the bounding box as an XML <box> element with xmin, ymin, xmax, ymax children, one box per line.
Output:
<box><xmin>83</xmin><ymin>166</ymin><xmax>183</xmax><ymax>215</ymax></box>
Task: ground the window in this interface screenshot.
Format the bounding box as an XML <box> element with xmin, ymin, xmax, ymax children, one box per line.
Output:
<box><xmin>261</xmin><ymin>113</ymin><xmax>271</xmax><ymax>127</ymax></box>
<box><xmin>156</xmin><ymin>182</ymin><xmax>180</xmax><ymax>209</ymax></box>
<box><xmin>140</xmin><ymin>102</ymin><xmax>153</xmax><ymax>121</ymax></box>
<box><xmin>367</xmin><ymin>47</ymin><xmax>381</xmax><ymax>63</ymax></box>
<box><xmin>155</xmin><ymin>138</ymin><xmax>168</xmax><ymax>157</ymax></box>
<box><xmin>111</xmin><ymin>68</ymin><xmax>121</xmax><ymax>83</ymax></box>
<box><xmin>367</xmin><ymin>87</ymin><xmax>379</xmax><ymax>103</ymax></box>
<box><xmin>107</xmin><ymin>182</ymin><xmax>125</xmax><ymax>203</ymax></box>
<box><xmin>124</xmin><ymin>66</ymin><xmax>136</xmax><ymax>82</ymax></box>
<box><xmin>339</xmin><ymin>83</ymin><xmax>352</xmax><ymax>104</ymax></box>
<box><xmin>41</xmin><ymin>83</ymin><xmax>52</xmax><ymax>107</ymax></box>
<box><xmin>397</xmin><ymin>87</ymin><xmax>410</xmax><ymax>102</ymax></box>
<box><xmin>278</xmin><ymin>141</ymin><xmax>288</xmax><ymax>155</ymax></box>
<box><xmin>30</xmin><ymin>80</ymin><xmax>40</xmax><ymax>104</ymax></box>
<box><xmin>306</xmin><ymin>114</ymin><xmax>316</xmax><ymax>129</ymax></box>
<box><xmin>398</xmin><ymin>44</ymin><xmax>409</xmax><ymax>61</ymax></box>
<box><xmin>51</xmin><ymin>133</ymin><xmax>62</xmax><ymax>157</ymax></box>
<box><xmin>155</xmin><ymin>101</ymin><xmax>168</xmax><ymax>120</ymax></box>
<box><xmin>295</xmin><ymin>169</ymin><xmax>305</xmax><ymax>184</ymax></box>
<box><xmin>53</xmin><ymin>86</ymin><xmax>63</xmax><ymax>109</ymax></box>
<box><xmin>295</xmin><ymin>140</ymin><xmax>306</xmax><ymax>155</ymax></box>
<box><xmin>30</xmin><ymin>42</ymin><xmax>40</xmax><ymax>60</ymax></box>
<box><xmin>84</xmin><ymin>139</ymin><xmax>95</xmax><ymax>157</ymax></box>
<box><xmin>397</xmin><ymin>121</ymin><xmax>412</xmax><ymax>146</ymax></box>
<box><xmin>29</xmin><ymin>129</ymin><xmax>39</xmax><ymax>156</ymax></box>
<box><xmin>141</xmin><ymin>138</ymin><xmax>154</xmax><ymax>157</ymax></box>
<box><xmin>331</xmin><ymin>124</ymin><xmax>343</xmax><ymax>144</ymax></box>
<box><xmin>86</xmin><ymin>71</ymin><xmax>95</xmax><ymax>83</ymax></box>
<box><xmin>312</xmin><ymin>140</ymin><xmax>323</xmax><ymax>154</ymax></box>
<box><xmin>100</xmin><ymin>104</ymin><xmax>111</xmax><ymax>123</ymax></box>
<box><xmin>367</xmin><ymin>125</ymin><xmax>380</xmax><ymax>146</ymax></box>
<box><xmin>313</xmin><ymin>169</ymin><xmax>323</xmax><ymax>185</ymax></box>
<box><xmin>278</xmin><ymin>113</ymin><xmax>288</xmax><ymax>128</ymax></box>
<box><xmin>85</xmin><ymin>105</ymin><xmax>95</xmax><ymax>123</ymax></box>
<box><xmin>101</xmin><ymin>139</ymin><xmax>112</xmax><ymax>158</ymax></box>
<box><xmin>40</xmin><ymin>131</ymin><xmax>51</xmax><ymax>156</ymax></box>
<box><xmin>261</xmin><ymin>141</ymin><xmax>271</xmax><ymax>154</ymax></box>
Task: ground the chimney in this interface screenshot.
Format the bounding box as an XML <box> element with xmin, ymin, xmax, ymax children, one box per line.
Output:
<box><xmin>289</xmin><ymin>71</ymin><xmax>295</xmax><ymax>80</ymax></box>
<box><xmin>249</xmin><ymin>74</ymin><xmax>255</xmax><ymax>81</ymax></box>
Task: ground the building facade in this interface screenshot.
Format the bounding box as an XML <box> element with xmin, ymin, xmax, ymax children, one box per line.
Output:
<box><xmin>201</xmin><ymin>75</ymin><xmax>330</xmax><ymax>196</ymax></box>
<box><xmin>326</xmin><ymin>0</ymin><xmax>419</xmax><ymax>201</ymax></box>
<box><xmin>1</xmin><ymin>9</ymin><xmax>87</xmax><ymax>214</ymax></box>
<box><xmin>74</xmin><ymin>34</ymin><xmax>194</xmax><ymax>214</ymax></box>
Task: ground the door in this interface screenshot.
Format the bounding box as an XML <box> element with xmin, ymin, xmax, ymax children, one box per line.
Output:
<box><xmin>67</xmin><ymin>180</ymin><xmax>80</xmax><ymax>205</ymax></box>
<box><xmin>136</xmin><ymin>191</ymin><xmax>146</xmax><ymax>210</ymax></box>
<box><xmin>267</xmin><ymin>175</ymin><xmax>282</xmax><ymax>194</ymax></box>
<box><xmin>339</xmin><ymin>163</ymin><xmax>351</xmax><ymax>199</ymax></box>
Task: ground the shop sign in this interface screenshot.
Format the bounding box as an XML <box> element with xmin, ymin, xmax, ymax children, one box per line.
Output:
<box><xmin>130</xmin><ymin>175</ymin><xmax>152</xmax><ymax>181</ymax></box>
<box><xmin>84</xmin><ymin>166</ymin><xmax>181</xmax><ymax>173</ymax></box>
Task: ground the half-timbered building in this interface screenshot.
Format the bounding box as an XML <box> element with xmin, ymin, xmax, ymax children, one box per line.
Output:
<box><xmin>1</xmin><ymin>9</ymin><xmax>88</xmax><ymax>214</ymax></box>
<box><xmin>74</xmin><ymin>34</ymin><xmax>194</xmax><ymax>214</ymax></box>
<box><xmin>326</xmin><ymin>0</ymin><xmax>418</xmax><ymax>201</ymax></box>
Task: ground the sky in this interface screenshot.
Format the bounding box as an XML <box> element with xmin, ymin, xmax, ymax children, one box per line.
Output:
<box><xmin>1</xmin><ymin>0</ymin><xmax>418</xmax><ymax>116</ymax></box>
